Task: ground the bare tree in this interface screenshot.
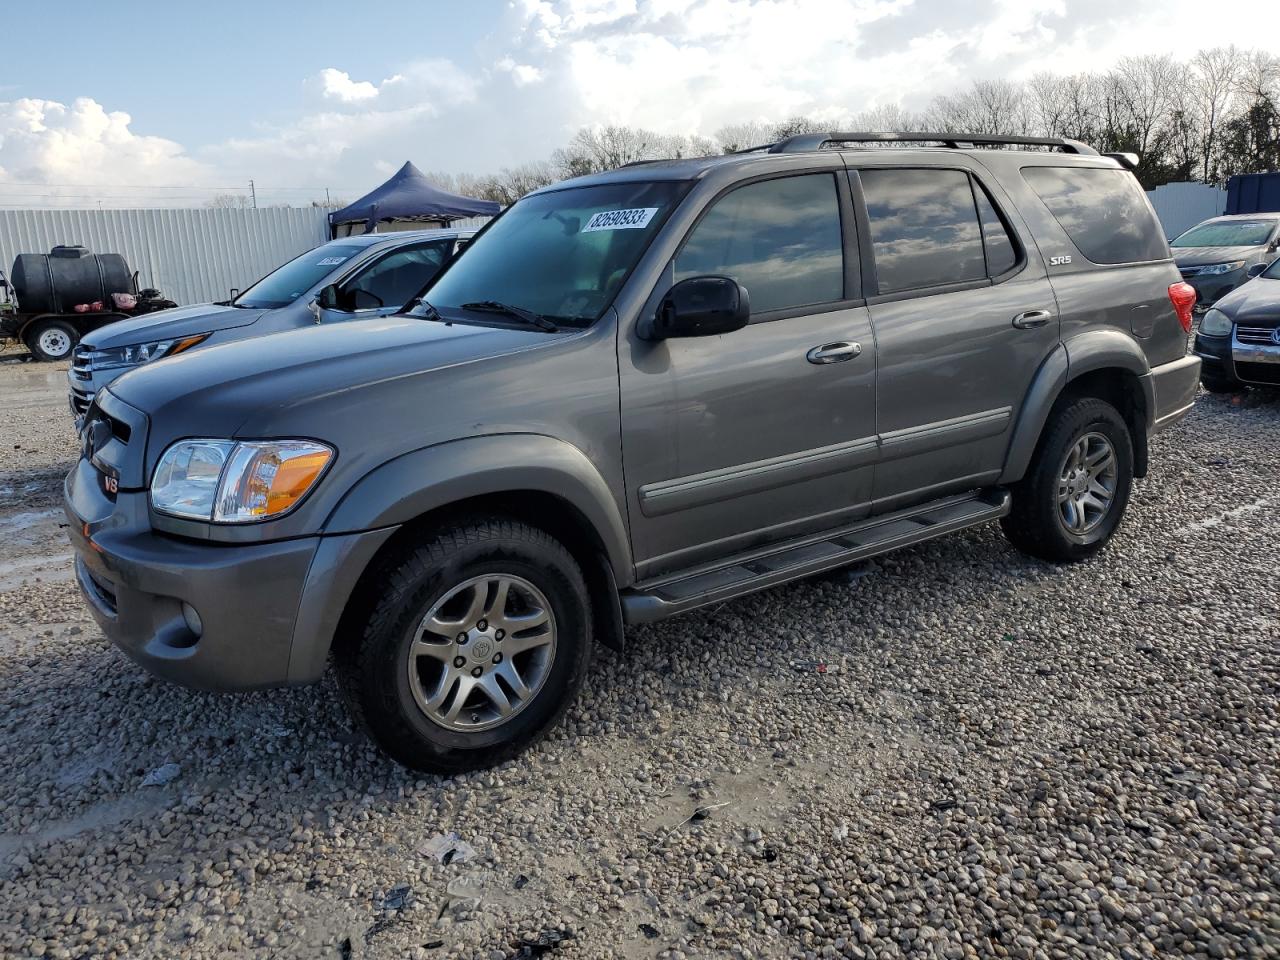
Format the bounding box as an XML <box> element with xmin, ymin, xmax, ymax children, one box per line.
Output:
<box><xmin>1191</xmin><ymin>47</ymin><xmax>1245</xmax><ymax>181</ymax></box>
<box><xmin>714</xmin><ymin>121</ymin><xmax>775</xmax><ymax>152</ymax></box>
<box><xmin>206</xmin><ymin>192</ymin><xmax>252</xmax><ymax>209</ymax></box>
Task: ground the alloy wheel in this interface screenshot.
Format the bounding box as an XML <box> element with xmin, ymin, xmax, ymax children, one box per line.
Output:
<box><xmin>1056</xmin><ymin>431</ymin><xmax>1118</xmax><ymax>535</ymax></box>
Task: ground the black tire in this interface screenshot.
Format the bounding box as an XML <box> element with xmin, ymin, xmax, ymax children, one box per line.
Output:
<box><xmin>1200</xmin><ymin>372</ymin><xmax>1243</xmax><ymax>395</ymax></box>
<box><xmin>336</xmin><ymin>518</ymin><xmax>592</xmax><ymax>773</ymax></box>
<box><xmin>1001</xmin><ymin>397</ymin><xmax>1134</xmax><ymax>563</ymax></box>
<box><xmin>26</xmin><ymin>319</ymin><xmax>79</xmax><ymax>362</ymax></box>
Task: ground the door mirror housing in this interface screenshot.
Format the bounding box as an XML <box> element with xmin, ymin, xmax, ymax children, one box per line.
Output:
<box><xmin>651</xmin><ymin>276</ymin><xmax>750</xmax><ymax>339</ymax></box>
<box><xmin>1247</xmin><ymin>262</ymin><xmax>1267</xmax><ymax>279</ymax></box>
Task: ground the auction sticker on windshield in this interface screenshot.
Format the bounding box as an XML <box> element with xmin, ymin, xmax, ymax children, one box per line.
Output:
<box><xmin>316</xmin><ymin>256</ymin><xmax>349</xmax><ymax>266</ymax></box>
<box><xmin>582</xmin><ymin>208</ymin><xmax>658</xmax><ymax>232</ymax></box>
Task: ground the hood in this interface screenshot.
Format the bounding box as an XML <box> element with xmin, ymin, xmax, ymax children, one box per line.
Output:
<box><xmin>1211</xmin><ymin>277</ymin><xmax>1280</xmax><ymax>326</ymax></box>
<box><xmin>1172</xmin><ymin>245</ymin><xmax>1266</xmax><ymax>267</ymax></box>
<box><xmin>109</xmin><ymin>314</ymin><xmax>567</xmax><ymax>438</ymax></box>
<box><xmin>82</xmin><ymin>303</ymin><xmax>269</xmax><ymax>348</ymax></box>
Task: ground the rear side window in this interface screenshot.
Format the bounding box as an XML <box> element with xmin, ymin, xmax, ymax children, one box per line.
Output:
<box><xmin>676</xmin><ymin>173</ymin><xmax>844</xmax><ymax>315</ymax></box>
<box><xmin>1022</xmin><ymin>167</ymin><xmax>1167</xmax><ymax>264</ymax></box>
<box><xmin>859</xmin><ymin>168</ymin><xmax>986</xmax><ymax>294</ymax></box>
<box><xmin>975</xmin><ymin>184</ymin><xmax>1018</xmax><ymax>276</ymax></box>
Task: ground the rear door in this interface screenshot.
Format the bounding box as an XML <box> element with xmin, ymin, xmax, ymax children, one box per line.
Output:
<box><xmin>619</xmin><ymin>169</ymin><xmax>879</xmax><ymax>578</ymax></box>
<box><xmin>851</xmin><ymin>162</ymin><xmax>1060</xmax><ymax>512</ymax></box>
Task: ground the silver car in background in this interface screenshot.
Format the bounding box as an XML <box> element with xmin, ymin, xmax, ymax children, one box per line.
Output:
<box><xmin>1170</xmin><ymin>214</ymin><xmax>1280</xmax><ymax>308</ymax></box>
<box><xmin>68</xmin><ymin>228</ymin><xmax>473</xmax><ymax>418</ymax></box>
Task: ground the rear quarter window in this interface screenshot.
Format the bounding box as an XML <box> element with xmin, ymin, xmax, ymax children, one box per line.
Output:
<box><xmin>1022</xmin><ymin>166</ymin><xmax>1168</xmax><ymax>265</ymax></box>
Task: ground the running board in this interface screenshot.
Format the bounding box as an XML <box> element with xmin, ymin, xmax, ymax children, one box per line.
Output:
<box><xmin>621</xmin><ymin>489</ymin><xmax>1011</xmax><ymax>624</ymax></box>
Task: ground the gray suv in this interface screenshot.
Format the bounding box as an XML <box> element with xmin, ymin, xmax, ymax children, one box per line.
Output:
<box><xmin>68</xmin><ymin>228</ymin><xmax>472</xmax><ymax>419</ymax></box>
<box><xmin>64</xmin><ymin>133</ymin><xmax>1201</xmax><ymax>772</ymax></box>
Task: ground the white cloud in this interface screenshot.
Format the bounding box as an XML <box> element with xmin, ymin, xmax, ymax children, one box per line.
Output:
<box><xmin>0</xmin><ymin>97</ymin><xmax>208</xmax><ymax>201</ymax></box>
<box><xmin>318</xmin><ymin>68</ymin><xmax>380</xmax><ymax>103</ymax></box>
<box><xmin>1</xmin><ymin>0</ymin><xmax>1276</xmax><ymax>207</ymax></box>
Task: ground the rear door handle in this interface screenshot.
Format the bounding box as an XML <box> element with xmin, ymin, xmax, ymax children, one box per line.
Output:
<box><xmin>1012</xmin><ymin>310</ymin><xmax>1053</xmax><ymax>329</ymax></box>
<box><xmin>806</xmin><ymin>341</ymin><xmax>862</xmax><ymax>364</ymax></box>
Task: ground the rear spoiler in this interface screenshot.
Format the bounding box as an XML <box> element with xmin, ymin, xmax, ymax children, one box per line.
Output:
<box><xmin>1105</xmin><ymin>152</ymin><xmax>1140</xmax><ymax>172</ymax></box>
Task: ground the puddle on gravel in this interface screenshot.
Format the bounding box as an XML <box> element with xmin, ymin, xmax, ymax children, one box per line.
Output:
<box><xmin>0</xmin><ymin>509</ymin><xmax>62</xmax><ymax>533</ymax></box>
<box><xmin>0</xmin><ymin>552</ymin><xmax>73</xmax><ymax>592</ymax></box>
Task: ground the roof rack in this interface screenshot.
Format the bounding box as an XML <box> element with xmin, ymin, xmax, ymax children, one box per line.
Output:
<box><xmin>763</xmin><ymin>132</ymin><xmax>1098</xmax><ymax>156</ymax></box>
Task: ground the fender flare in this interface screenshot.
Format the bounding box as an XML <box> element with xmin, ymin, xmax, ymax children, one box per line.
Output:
<box><xmin>1000</xmin><ymin>331</ymin><xmax>1153</xmax><ymax>484</ymax></box>
<box><xmin>323</xmin><ymin>433</ymin><xmax>633</xmax><ymax>580</ymax></box>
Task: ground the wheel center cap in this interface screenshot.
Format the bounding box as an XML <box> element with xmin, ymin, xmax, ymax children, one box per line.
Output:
<box><xmin>470</xmin><ymin>637</ymin><xmax>494</xmax><ymax>661</ymax></box>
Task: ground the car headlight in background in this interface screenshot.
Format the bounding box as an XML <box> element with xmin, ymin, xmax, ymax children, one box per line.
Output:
<box><xmin>151</xmin><ymin>439</ymin><xmax>334</xmax><ymax>522</ymax></box>
<box><xmin>1194</xmin><ymin>261</ymin><xmax>1246</xmax><ymax>276</ymax></box>
<box><xmin>1199</xmin><ymin>308</ymin><xmax>1233</xmax><ymax>337</ymax></box>
<box><xmin>93</xmin><ymin>334</ymin><xmax>210</xmax><ymax>370</ymax></box>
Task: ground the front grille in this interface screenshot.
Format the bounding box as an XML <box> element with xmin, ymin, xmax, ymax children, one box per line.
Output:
<box><xmin>1235</xmin><ymin>361</ymin><xmax>1280</xmax><ymax>386</ymax></box>
<box><xmin>70</xmin><ymin>389</ymin><xmax>93</xmax><ymax>417</ymax></box>
<box><xmin>1236</xmin><ymin>326</ymin><xmax>1280</xmax><ymax>346</ymax></box>
<box><xmin>71</xmin><ymin>345</ymin><xmax>94</xmax><ymax>381</ymax></box>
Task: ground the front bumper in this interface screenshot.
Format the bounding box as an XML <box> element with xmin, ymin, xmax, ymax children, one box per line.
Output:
<box><xmin>1178</xmin><ymin>268</ymin><xmax>1246</xmax><ymax>308</ymax></box>
<box><xmin>65</xmin><ymin>457</ymin><xmax>395</xmax><ymax>692</ymax></box>
<box><xmin>1194</xmin><ymin>329</ymin><xmax>1280</xmax><ymax>387</ymax></box>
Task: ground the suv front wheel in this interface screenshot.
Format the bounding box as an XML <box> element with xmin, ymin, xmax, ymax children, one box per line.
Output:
<box><xmin>1001</xmin><ymin>397</ymin><xmax>1134</xmax><ymax>563</ymax></box>
<box><xmin>337</xmin><ymin>518</ymin><xmax>592</xmax><ymax>773</ymax></box>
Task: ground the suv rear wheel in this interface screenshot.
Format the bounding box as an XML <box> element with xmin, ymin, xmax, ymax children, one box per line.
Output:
<box><xmin>1001</xmin><ymin>397</ymin><xmax>1134</xmax><ymax>563</ymax></box>
<box><xmin>337</xmin><ymin>518</ymin><xmax>592</xmax><ymax>773</ymax></box>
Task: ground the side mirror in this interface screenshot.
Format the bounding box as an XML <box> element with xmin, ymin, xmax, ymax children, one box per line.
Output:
<box><xmin>229</xmin><ymin>288</ymin><xmax>240</xmax><ymax>300</ymax></box>
<box><xmin>1268</xmin><ymin>238</ymin><xmax>1280</xmax><ymax>252</ymax></box>
<box><xmin>1247</xmin><ymin>263</ymin><xmax>1267</xmax><ymax>279</ymax></box>
<box><xmin>316</xmin><ymin>284</ymin><xmax>341</xmax><ymax>310</ymax></box>
<box><xmin>652</xmin><ymin>276</ymin><xmax>750</xmax><ymax>339</ymax></box>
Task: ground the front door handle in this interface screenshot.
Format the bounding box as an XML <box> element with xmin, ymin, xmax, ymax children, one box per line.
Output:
<box><xmin>1012</xmin><ymin>310</ymin><xmax>1053</xmax><ymax>329</ymax></box>
<box><xmin>806</xmin><ymin>341</ymin><xmax>862</xmax><ymax>364</ymax></box>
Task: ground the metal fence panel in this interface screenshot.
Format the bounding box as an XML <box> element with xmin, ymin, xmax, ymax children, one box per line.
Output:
<box><xmin>0</xmin><ymin>207</ymin><xmax>331</xmax><ymax>306</ymax></box>
<box><xmin>1146</xmin><ymin>182</ymin><xmax>1227</xmax><ymax>241</ymax></box>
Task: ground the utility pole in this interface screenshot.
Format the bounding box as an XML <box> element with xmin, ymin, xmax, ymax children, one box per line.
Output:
<box><xmin>325</xmin><ymin>187</ymin><xmax>331</xmax><ymax>208</ymax></box>
<box><xmin>249</xmin><ymin>179</ymin><xmax>257</xmax><ymax>209</ymax></box>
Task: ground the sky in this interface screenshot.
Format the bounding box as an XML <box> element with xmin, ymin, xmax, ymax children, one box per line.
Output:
<box><xmin>0</xmin><ymin>0</ymin><xmax>1274</xmax><ymax>208</ymax></box>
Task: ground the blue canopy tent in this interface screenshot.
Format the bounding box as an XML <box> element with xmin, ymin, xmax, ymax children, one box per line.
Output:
<box><xmin>328</xmin><ymin>161</ymin><xmax>500</xmax><ymax>237</ymax></box>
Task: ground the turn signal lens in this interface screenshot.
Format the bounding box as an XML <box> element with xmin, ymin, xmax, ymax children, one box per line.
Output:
<box><xmin>214</xmin><ymin>441</ymin><xmax>334</xmax><ymax>522</ymax></box>
<box><xmin>1168</xmin><ymin>281</ymin><xmax>1197</xmax><ymax>334</ymax></box>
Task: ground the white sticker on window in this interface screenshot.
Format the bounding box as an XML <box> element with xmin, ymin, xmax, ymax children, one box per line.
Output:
<box><xmin>316</xmin><ymin>256</ymin><xmax>348</xmax><ymax>266</ymax></box>
<box><xmin>582</xmin><ymin>207</ymin><xmax>658</xmax><ymax>233</ymax></box>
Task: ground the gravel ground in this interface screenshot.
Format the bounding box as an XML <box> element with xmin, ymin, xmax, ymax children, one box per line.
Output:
<box><xmin>0</xmin><ymin>356</ymin><xmax>1276</xmax><ymax>960</ymax></box>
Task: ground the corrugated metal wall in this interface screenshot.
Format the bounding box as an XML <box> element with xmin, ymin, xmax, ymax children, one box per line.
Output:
<box><xmin>0</xmin><ymin>208</ymin><xmax>330</xmax><ymax>306</ymax></box>
<box><xmin>1147</xmin><ymin>182</ymin><xmax>1227</xmax><ymax>241</ymax></box>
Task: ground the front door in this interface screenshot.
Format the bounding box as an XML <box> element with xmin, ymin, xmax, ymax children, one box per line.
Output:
<box><xmin>317</xmin><ymin>239</ymin><xmax>455</xmax><ymax>324</ymax></box>
<box><xmin>852</xmin><ymin>164</ymin><xmax>1061</xmax><ymax>512</ymax></box>
<box><xmin>619</xmin><ymin>171</ymin><xmax>878</xmax><ymax>578</ymax></box>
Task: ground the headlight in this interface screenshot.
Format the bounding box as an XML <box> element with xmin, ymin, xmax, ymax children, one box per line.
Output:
<box><xmin>94</xmin><ymin>334</ymin><xmax>209</xmax><ymax>370</ymax></box>
<box><xmin>151</xmin><ymin>439</ymin><xmax>334</xmax><ymax>523</ymax></box>
<box><xmin>1196</xmin><ymin>261</ymin><xmax>1246</xmax><ymax>276</ymax></box>
<box><xmin>1199</xmin><ymin>308</ymin><xmax>1233</xmax><ymax>337</ymax></box>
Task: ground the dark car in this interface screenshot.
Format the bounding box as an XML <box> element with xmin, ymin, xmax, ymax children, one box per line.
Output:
<box><xmin>1171</xmin><ymin>214</ymin><xmax>1280</xmax><ymax>309</ymax></box>
<box><xmin>1192</xmin><ymin>255</ymin><xmax>1280</xmax><ymax>392</ymax></box>
<box><xmin>64</xmin><ymin>132</ymin><xmax>1199</xmax><ymax>773</ymax></box>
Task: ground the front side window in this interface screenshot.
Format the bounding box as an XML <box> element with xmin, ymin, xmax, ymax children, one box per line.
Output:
<box><xmin>860</xmin><ymin>168</ymin><xmax>986</xmax><ymax>294</ymax></box>
<box><xmin>1023</xmin><ymin>166</ymin><xmax>1168</xmax><ymax>264</ymax></box>
<box><xmin>233</xmin><ymin>243</ymin><xmax>367</xmax><ymax>309</ymax></box>
<box><xmin>423</xmin><ymin>181</ymin><xmax>686</xmax><ymax>325</ymax></box>
<box><xmin>1262</xmin><ymin>257</ymin><xmax>1280</xmax><ymax>280</ymax></box>
<box><xmin>1171</xmin><ymin>219</ymin><xmax>1277</xmax><ymax>248</ymax></box>
<box><xmin>345</xmin><ymin>241</ymin><xmax>452</xmax><ymax>310</ymax></box>
<box><xmin>675</xmin><ymin>174</ymin><xmax>844</xmax><ymax>315</ymax></box>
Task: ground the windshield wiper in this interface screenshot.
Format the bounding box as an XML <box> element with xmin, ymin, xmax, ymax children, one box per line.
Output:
<box><xmin>460</xmin><ymin>300</ymin><xmax>559</xmax><ymax>332</ymax></box>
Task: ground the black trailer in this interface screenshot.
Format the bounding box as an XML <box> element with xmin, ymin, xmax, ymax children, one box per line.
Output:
<box><xmin>0</xmin><ymin>245</ymin><xmax>175</xmax><ymax>361</ymax></box>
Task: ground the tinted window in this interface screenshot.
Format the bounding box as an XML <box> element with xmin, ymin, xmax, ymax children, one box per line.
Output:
<box><xmin>975</xmin><ymin>183</ymin><xmax>1018</xmax><ymax>276</ymax></box>
<box><xmin>1023</xmin><ymin>167</ymin><xmax>1167</xmax><ymax>264</ymax></box>
<box><xmin>1263</xmin><ymin>257</ymin><xmax>1280</xmax><ymax>280</ymax></box>
<box><xmin>234</xmin><ymin>243</ymin><xmax>366</xmax><ymax>309</ymax></box>
<box><xmin>860</xmin><ymin>168</ymin><xmax>986</xmax><ymax>294</ymax></box>
<box><xmin>347</xmin><ymin>241</ymin><xmax>451</xmax><ymax>309</ymax></box>
<box><xmin>425</xmin><ymin>181</ymin><xmax>684</xmax><ymax>324</ymax></box>
<box><xmin>1171</xmin><ymin>219</ymin><xmax>1277</xmax><ymax>248</ymax></box>
<box><xmin>676</xmin><ymin>174</ymin><xmax>843</xmax><ymax>314</ymax></box>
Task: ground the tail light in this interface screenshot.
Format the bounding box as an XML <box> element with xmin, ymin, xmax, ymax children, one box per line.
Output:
<box><xmin>1168</xmin><ymin>282</ymin><xmax>1196</xmax><ymax>333</ymax></box>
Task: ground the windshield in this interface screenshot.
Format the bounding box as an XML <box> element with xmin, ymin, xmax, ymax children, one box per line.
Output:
<box><xmin>1171</xmin><ymin>220</ymin><xmax>1276</xmax><ymax>248</ymax></box>
<box><xmin>234</xmin><ymin>243</ymin><xmax>366</xmax><ymax>309</ymax></box>
<box><xmin>420</xmin><ymin>181</ymin><xmax>687</xmax><ymax>325</ymax></box>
